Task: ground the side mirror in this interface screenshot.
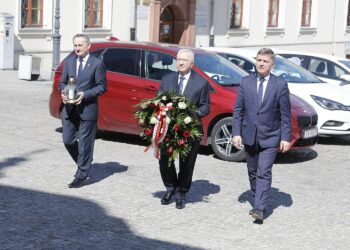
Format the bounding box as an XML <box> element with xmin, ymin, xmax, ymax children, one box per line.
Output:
<box><xmin>339</xmin><ymin>74</ymin><xmax>350</xmax><ymax>83</ymax></box>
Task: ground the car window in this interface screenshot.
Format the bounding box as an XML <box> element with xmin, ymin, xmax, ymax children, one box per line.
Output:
<box><xmin>272</xmin><ymin>57</ymin><xmax>322</xmax><ymax>83</ymax></box>
<box><xmin>90</xmin><ymin>49</ymin><xmax>105</xmax><ymax>58</ymax></box>
<box><xmin>102</xmin><ymin>48</ymin><xmax>140</xmax><ymax>76</ymax></box>
<box><xmin>221</xmin><ymin>54</ymin><xmax>256</xmax><ymax>73</ymax></box>
<box><xmin>145</xmin><ymin>51</ymin><xmax>177</xmax><ymax>81</ymax></box>
<box><xmin>279</xmin><ymin>54</ymin><xmax>306</xmax><ymax>67</ymax></box>
<box><xmin>194</xmin><ymin>52</ymin><xmax>247</xmax><ymax>86</ymax></box>
<box><xmin>339</xmin><ymin>60</ymin><xmax>350</xmax><ymax>71</ymax></box>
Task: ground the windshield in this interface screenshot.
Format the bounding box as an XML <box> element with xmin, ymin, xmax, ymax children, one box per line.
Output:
<box><xmin>339</xmin><ymin>60</ymin><xmax>350</xmax><ymax>71</ymax></box>
<box><xmin>273</xmin><ymin>57</ymin><xmax>323</xmax><ymax>83</ymax></box>
<box><xmin>194</xmin><ymin>52</ymin><xmax>247</xmax><ymax>86</ymax></box>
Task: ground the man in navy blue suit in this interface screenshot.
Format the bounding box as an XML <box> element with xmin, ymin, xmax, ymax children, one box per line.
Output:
<box><xmin>59</xmin><ymin>34</ymin><xmax>107</xmax><ymax>188</ymax></box>
<box><xmin>158</xmin><ymin>49</ymin><xmax>210</xmax><ymax>209</ymax></box>
<box><xmin>232</xmin><ymin>48</ymin><xmax>291</xmax><ymax>223</ymax></box>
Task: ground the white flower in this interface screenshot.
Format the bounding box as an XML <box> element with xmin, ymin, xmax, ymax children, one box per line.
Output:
<box><xmin>178</xmin><ymin>102</ymin><xmax>187</xmax><ymax>109</ymax></box>
<box><xmin>140</xmin><ymin>102</ymin><xmax>148</xmax><ymax>109</ymax></box>
<box><xmin>139</xmin><ymin>119</ymin><xmax>144</xmax><ymax>125</ymax></box>
<box><xmin>166</xmin><ymin>117</ymin><xmax>171</xmax><ymax>123</ymax></box>
<box><xmin>162</xmin><ymin>95</ymin><xmax>167</xmax><ymax>101</ymax></box>
<box><xmin>184</xmin><ymin>116</ymin><xmax>192</xmax><ymax>124</ymax></box>
<box><xmin>150</xmin><ymin>116</ymin><xmax>158</xmax><ymax>124</ymax></box>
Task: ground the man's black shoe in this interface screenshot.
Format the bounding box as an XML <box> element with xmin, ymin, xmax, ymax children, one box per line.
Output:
<box><xmin>161</xmin><ymin>190</ymin><xmax>175</xmax><ymax>205</ymax></box>
<box><xmin>249</xmin><ymin>209</ymin><xmax>255</xmax><ymax>215</ymax></box>
<box><xmin>251</xmin><ymin>209</ymin><xmax>264</xmax><ymax>223</ymax></box>
<box><xmin>175</xmin><ymin>194</ymin><xmax>185</xmax><ymax>209</ymax></box>
<box><xmin>68</xmin><ymin>178</ymin><xmax>86</xmax><ymax>188</ymax></box>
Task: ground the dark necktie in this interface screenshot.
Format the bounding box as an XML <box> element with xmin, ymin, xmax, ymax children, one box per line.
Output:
<box><xmin>178</xmin><ymin>76</ymin><xmax>185</xmax><ymax>94</ymax></box>
<box><xmin>257</xmin><ymin>77</ymin><xmax>265</xmax><ymax>108</ymax></box>
<box><xmin>77</xmin><ymin>57</ymin><xmax>84</xmax><ymax>78</ymax></box>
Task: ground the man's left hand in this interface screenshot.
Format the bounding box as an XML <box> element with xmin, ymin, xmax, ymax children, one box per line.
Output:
<box><xmin>74</xmin><ymin>92</ymin><xmax>84</xmax><ymax>105</ymax></box>
<box><xmin>279</xmin><ymin>141</ymin><xmax>290</xmax><ymax>153</ymax></box>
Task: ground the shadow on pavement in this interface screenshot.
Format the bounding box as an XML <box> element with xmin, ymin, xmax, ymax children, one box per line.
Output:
<box><xmin>84</xmin><ymin>162</ymin><xmax>128</xmax><ymax>186</ymax></box>
<box><xmin>0</xmin><ymin>149</ymin><xmax>48</xmax><ymax>177</ymax></box>
<box><xmin>238</xmin><ymin>188</ymin><xmax>293</xmax><ymax>221</ymax></box>
<box><xmin>0</xmin><ymin>185</ymin><xmax>202</xmax><ymax>249</ymax></box>
<box><xmin>275</xmin><ymin>148</ymin><xmax>318</xmax><ymax>164</ymax></box>
<box><xmin>153</xmin><ymin>179</ymin><xmax>220</xmax><ymax>204</ymax></box>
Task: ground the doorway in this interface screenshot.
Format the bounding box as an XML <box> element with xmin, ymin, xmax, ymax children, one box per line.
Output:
<box><xmin>159</xmin><ymin>7</ymin><xmax>174</xmax><ymax>43</ymax></box>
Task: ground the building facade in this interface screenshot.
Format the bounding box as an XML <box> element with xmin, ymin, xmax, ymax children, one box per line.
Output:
<box><xmin>1</xmin><ymin>0</ymin><xmax>350</xmax><ymax>79</ymax></box>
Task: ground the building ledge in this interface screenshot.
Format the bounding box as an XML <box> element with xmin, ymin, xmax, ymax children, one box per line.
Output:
<box><xmin>265</xmin><ymin>28</ymin><xmax>285</xmax><ymax>36</ymax></box>
<box><xmin>299</xmin><ymin>27</ymin><xmax>317</xmax><ymax>36</ymax></box>
<box><xmin>226</xmin><ymin>28</ymin><xmax>250</xmax><ymax>38</ymax></box>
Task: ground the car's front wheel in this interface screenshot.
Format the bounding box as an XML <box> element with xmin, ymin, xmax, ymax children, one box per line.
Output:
<box><xmin>210</xmin><ymin>117</ymin><xmax>246</xmax><ymax>162</ymax></box>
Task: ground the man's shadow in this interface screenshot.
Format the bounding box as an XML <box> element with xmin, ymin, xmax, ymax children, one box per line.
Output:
<box><xmin>153</xmin><ymin>179</ymin><xmax>220</xmax><ymax>204</ymax></box>
<box><xmin>238</xmin><ymin>187</ymin><xmax>293</xmax><ymax>220</ymax></box>
<box><xmin>84</xmin><ymin>162</ymin><xmax>128</xmax><ymax>186</ymax></box>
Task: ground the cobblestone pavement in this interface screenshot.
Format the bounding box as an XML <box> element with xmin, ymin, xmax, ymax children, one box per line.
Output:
<box><xmin>0</xmin><ymin>70</ymin><xmax>349</xmax><ymax>249</ymax></box>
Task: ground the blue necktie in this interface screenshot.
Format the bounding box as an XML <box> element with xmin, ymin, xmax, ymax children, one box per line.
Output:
<box><xmin>257</xmin><ymin>78</ymin><xmax>265</xmax><ymax>108</ymax></box>
<box><xmin>178</xmin><ymin>76</ymin><xmax>185</xmax><ymax>94</ymax></box>
<box><xmin>77</xmin><ymin>57</ymin><xmax>83</xmax><ymax>78</ymax></box>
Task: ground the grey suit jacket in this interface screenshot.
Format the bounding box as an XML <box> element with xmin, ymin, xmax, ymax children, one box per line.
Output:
<box><xmin>232</xmin><ymin>73</ymin><xmax>291</xmax><ymax>148</ymax></box>
<box><xmin>59</xmin><ymin>54</ymin><xmax>107</xmax><ymax>120</ymax></box>
<box><xmin>158</xmin><ymin>70</ymin><xmax>210</xmax><ymax>118</ymax></box>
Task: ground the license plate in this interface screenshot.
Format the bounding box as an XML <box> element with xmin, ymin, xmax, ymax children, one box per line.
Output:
<box><xmin>302</xmin><ymin>127</ymin><xmax>318</xmax><ymax>139</ymax></box>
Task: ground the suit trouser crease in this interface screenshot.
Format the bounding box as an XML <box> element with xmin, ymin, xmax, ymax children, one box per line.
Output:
<box><xmin>159</xmin><ymin>140</ymin><xmax>200</xmax><ymax>194</ymax></box>
<box><xmin>62</xmin><ymin>111</ymin><xmax>97</xmax><ymax>180</ymax></box>
<box><xmin>245</xmin><ymin>144</ymin><xmax>277</xmax><ymax>211</ymax></box>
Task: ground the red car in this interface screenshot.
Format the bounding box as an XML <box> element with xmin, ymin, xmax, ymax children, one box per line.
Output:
<box><xmin>49</xmin><ymin>41</ymin><xmax>318</xmax><ymax>161</ymax></box>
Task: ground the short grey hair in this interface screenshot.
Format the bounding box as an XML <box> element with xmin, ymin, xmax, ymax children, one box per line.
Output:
<box><xmin>257</xmin><ymin>48</ymin><xmax>275</xmax><ymax>62</ymax></box>
<box><xmin>177</xmin><ymin>49</ymin><xmax>194</xmax><ymax>63</ymax></box>
<box><xmin>73</xmin><ymin>33</ymin><xmax>90</xmax><ymax>44</ymax></box>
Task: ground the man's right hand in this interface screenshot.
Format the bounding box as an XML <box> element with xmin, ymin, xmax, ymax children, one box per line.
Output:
<box><xmin>232</xmin><ymin>135</ymin><xmax>243</xmax><ymax>149</ymax></box>
<box><xmin>61</xmin><ymin>92</ymin><xmax>68</xmax><ymax>104</ymax></box>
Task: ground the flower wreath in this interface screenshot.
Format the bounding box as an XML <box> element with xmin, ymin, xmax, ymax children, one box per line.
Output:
<box><xmin>135</xmin><ymin>91</ymin><xmax>202</xmax><ymax>164</ymax></box>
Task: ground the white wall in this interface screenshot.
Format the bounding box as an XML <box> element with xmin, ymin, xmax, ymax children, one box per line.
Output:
<box><xmin>196</xmin><ymin>0</ymin><xmax>350</xmax><ymax>58</ymax></box>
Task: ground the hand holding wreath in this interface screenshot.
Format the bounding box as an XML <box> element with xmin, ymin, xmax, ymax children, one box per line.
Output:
<box><xmin>135</xmin><ymin>91</ymin><xmax>202</xmax><ymax>164</ymax></box>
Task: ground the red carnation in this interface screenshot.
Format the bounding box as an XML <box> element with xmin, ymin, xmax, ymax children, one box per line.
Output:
<box><xmin>183</xmin><ymin>130</ymin><xmax>191</xmax><ymax>138</ymax></box>
<box><xmin>167</xmin><ymin>146</ymin><xmax>174</xmax><ymax>156</ymax></box>
<box><xmin>145</xmin><ymin>128</ymin><xmax>153</xmax><ymax>136</ymax></box>
<box><xmin>173</xmin><ymin>124</ymin><xmax>180</xmax><ymax>131</ymax></box>
<box><xmin>165</xmin><ymin>137</ymin><xmax>170</xmax><ymax>143</ymax></box>
<box><xmin>178</xmin><ymin>139</ymin><xmax>186</xmax><ymax>147</ymax></box>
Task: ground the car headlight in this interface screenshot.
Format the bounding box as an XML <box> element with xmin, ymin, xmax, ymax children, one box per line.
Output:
<box><xmin>311</xmin><ymin>95</ymin><xmax>349</xmax><ymax>111</ymax></box>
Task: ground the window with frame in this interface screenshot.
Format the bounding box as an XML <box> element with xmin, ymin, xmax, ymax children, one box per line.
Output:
<box><xmin>347</xmin><ymin>0</ymin><xmax>350</xmax><ymax>26</ymax></box>
<box><xmin>85</xmin><ymin>0</ymin><xmax>104</xmax><ymax>28</ymax></box>
<box><xmin>301</xmin><ymin>0</ymin><xmax>312</xmax><ymax>26</ymax></box>
<box><xmin>103</xmin><ymin>48</ymin><xmax>140</xmax><ymax>76</ymax></box>
<box><xmin>21</xmin><ymin>0</ymin><xmax>43</xmax><ymax>28</ymax></box>
<box><xmin>230</xmin><ymin>0</ymin><xmax>243</xmax><ymax>29</ymax></box>
<box><xmin>268</xmin><ymin>0</ymin><xmax>279</xmax><ymax>27</ymax></box>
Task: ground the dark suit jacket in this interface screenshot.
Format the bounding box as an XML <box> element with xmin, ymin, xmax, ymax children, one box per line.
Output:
<box><xmin>232</xmin><ymin>73</ymin><xmax>291</xmax><ymax>148</ymax></box>
<box><xmin>59</xmin><ymin>54</ymin><xmax>107</xmax><ymax>121</ymax></box>
<box><xmin>159</xmin><ymin>70</ymin><xmax>210</xmax><ymax>118</ymax></box>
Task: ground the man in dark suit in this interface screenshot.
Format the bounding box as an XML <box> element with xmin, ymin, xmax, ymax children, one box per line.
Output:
<box><xmin>232</xmin><ymin>48</ymin><xmax>291</xmax><ymax>223</ymax></box>
<box><xmin>158</xmin><ymin>49</ymin><xmax>210</xmax><ymax>209</ymax></box>
<box><xmin>59</xmin><ymin>34</ymin><xmax>107</xmax><ymax>188</ymax></box>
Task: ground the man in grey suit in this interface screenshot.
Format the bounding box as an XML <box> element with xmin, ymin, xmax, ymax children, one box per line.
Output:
<box><xmin>60</xmin><ymin>34</ymin><xmax>107</xmax><ymax>188</ymax></box>
<box><xmin>158</xmin><ymin>49</ymin><xmax>210</xmax><ymax>209</ymax></box>
<box><xmin>232</xmin><ymin>48</ymin><xmax>291</xmax><ymax>223</ymax></box>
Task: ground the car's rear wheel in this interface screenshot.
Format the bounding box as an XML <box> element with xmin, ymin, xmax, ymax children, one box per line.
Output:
<box><xmin>210</xmin><ymin>117</ymin><xmax>246</xmax><ymax>162</ymax></box>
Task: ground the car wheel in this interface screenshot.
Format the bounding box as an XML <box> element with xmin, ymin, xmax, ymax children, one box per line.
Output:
<box><xmin>210</xmin><ymin>117</ymin><xmax>246</xmax><ymax>162</ymax></box>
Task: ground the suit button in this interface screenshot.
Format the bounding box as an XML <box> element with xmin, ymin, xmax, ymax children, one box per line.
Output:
<box><xmin>257</xmin><ymin>112</ymin><xmax>260</xmax><ymax>115</ymax></box>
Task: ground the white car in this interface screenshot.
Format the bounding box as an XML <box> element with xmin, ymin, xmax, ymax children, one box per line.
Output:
<box><xmin>276</xmin><ymin>50</ymin><xmax>350</xmax><ymax>92</ymax></box>
<box><xmin>203</xmin><ymin>47</ymin><xmax>350</xmax><ymax>136</ymax></box>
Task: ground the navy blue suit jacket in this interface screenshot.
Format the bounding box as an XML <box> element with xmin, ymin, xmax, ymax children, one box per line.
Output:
<box><xmin>59</xmin><ymin>54</ymin><xmax>107</xmax><ymax>120</ymax></box>
<box><xmin>232</xmin><ymin>73</ymin><xmax>291</xmax><ymax>148</ymax></box>
<box><xmin>159</xmin><ymin>70</ymin><xmax>210</xmax><ymax>118</ymax></box>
